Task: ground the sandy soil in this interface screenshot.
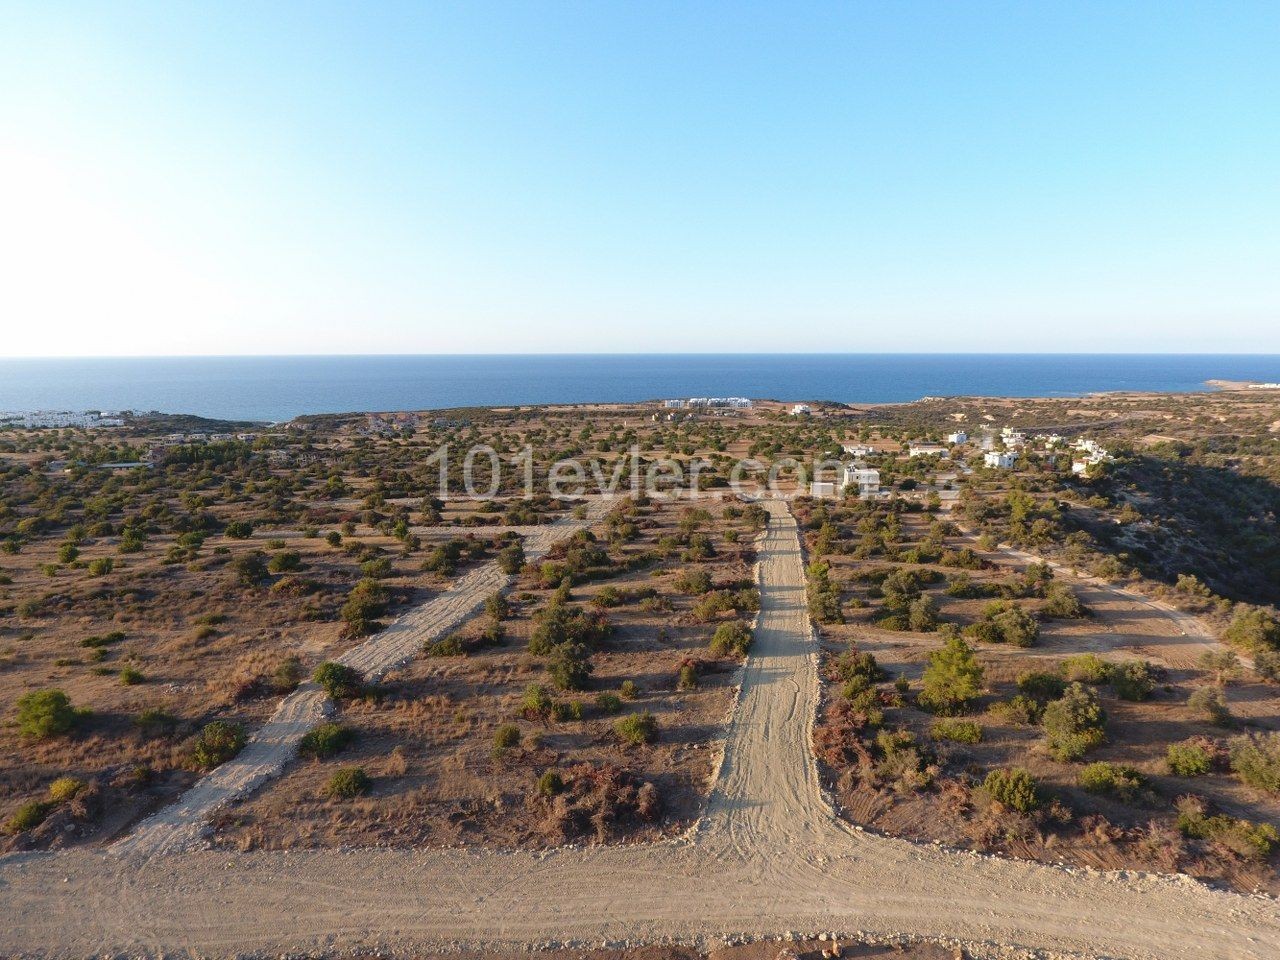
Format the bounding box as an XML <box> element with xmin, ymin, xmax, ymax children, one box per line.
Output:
<box><xmin>1</xmin><ymin>503</ymin><xmax>1279</xmax><ymax>959</ymax></box>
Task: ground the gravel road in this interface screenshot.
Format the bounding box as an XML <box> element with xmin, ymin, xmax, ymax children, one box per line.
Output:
<box><xmin>2</xmin><ymin>501</ymin><xmax>1278</xmax><ymax>959</ymax></box>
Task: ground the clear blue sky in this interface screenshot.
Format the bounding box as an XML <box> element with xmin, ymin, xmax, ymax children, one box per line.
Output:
<box><xmin>2</xmin><ymin>1</ymin><xmax>1277</xmax><ymax>355</ymax></box>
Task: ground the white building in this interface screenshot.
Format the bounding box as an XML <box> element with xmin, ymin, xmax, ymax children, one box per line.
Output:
<box><xmin>946</xmin><ymin>431</ymin><xmax>968</xmax><ymax>444</ymax></box>
<box><xmin>984</xmin><ymin>451</ymin><xmax>1017</xmax><ymax>469</ymax></box>
<box><xmin>908</xmin><ymin>442</ymin><xmax>948</xmax><ymax>458</ymax></box>
<box><xmin>844</xmin><ymin>466</ymin><xmax>881</xmax><ymax>497</ymax></box>
<box><xmin>791</xmin><ymin>404</ymin><xmax>812</xmax><ymax>416</ymax></box>
<box><xmin>1001</xmin><ymin>426</ymin><xmax>1027</xmax><ymax>447</ymax></box>
<box><xmin>841</xmin><ymin>442</ymin><xmax>874</xmax><ymax>457</ymax></box>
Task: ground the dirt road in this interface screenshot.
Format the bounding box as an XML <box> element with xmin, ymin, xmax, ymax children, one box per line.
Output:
<box><xmin>111</xmin><ymin>510</ymin><xmax>606</xmax><ymax>858</ymax></box>
<box><xmin>3</xmin><ymin>502</ymin><xmax>1279</xmax><ymax>959</ymax></box>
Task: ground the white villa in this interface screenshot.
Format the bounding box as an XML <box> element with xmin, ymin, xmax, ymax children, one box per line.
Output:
<box><xmin>841</xmin><ymin>442</ymin><xmax>874</xmax><ymax>457</ymax></box>
<box><xmin>791</xmin><ymin>403</ymin><xmax>813</xmax><ymax>416</ymax></box>
<box><xmin>984</xmin><ymin>450</ymin><xmax>1017</xmax><ymax>469</ymax></box>
<box><xmin>946</xmin><ymin>431</ymin><xmax>968</xmax><ymax>444</ymax></box>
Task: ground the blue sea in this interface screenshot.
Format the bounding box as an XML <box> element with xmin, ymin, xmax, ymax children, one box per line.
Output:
<box><xmin>0</xmin><ymin>354</ymin><xmax>1277</xmax><ymax>423</ymax></box>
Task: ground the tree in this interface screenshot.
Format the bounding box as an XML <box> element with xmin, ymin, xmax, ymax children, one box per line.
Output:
<box><xmin>907</xmin><ymin>595</ymin><xmax>939</xmax><ymax>632</ymax></box>
<box><xmin>1222</xmin><ymin>606</ymin><xmax>1280</xmax><ymax>654</ymax></box>
<box><xmin>547</xmin><ymin>642</ymin><xmax>593</xmax><ymax>691</ymax></box>
<box><xmin>1042</xmin><ymin>682</ymin><xmax>1106</xmax><ymax>760</ymax></box>
<box><xmin>16</xmin><ymin>689</ymin><xmax>78</xmax><ymax>738</ymax></box>
<box><xmin>917</xmin><ymin>631</ymin><xmax>984</xmax><ymax>715</ymax></box>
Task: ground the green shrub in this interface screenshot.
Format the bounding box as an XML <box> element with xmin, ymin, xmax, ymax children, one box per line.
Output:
<box><xmin>1228</xmin><ymin>733</ymin><xmax>1280</xmax><ymax>794</ymax></box>
<box><xmin>224</xmin><ymin>520</ymin><xmax>254</xmax><ymax>539</ymax></box>
<box><xmin>1041</xmin><ymin>583</ymin><xmax>1086</xmax><ymax>618</ymax></box>
<box><xmin>520</xmin><ymin>683</ymin><xmax>553</xmax><ymax>717</ymax></box>
<box><xmin>614</xmin><ymin>711</ymin><xmax>657</xmax><ymax>746</ymax></box>
<box><xmin>709</xmin><ymin>620</ymin><xmax>752</xmax><ymax>657</ymax></box>
<box><xmin>1167</xmin><ymin>740</ymin><xmax>1215</xmax><ymax>776</ymax></box>
<box><xmin>119</xmin><ymin>665</ymin><xmax>145</xmax><ymax>686</ymax></box>
<box><xmin>191</xmin><ymin>720</ymin><xmax>246</xmax><ymax>769</ymax></box>
<box><xmin>547</xmin><ymin>642</ymin><xmax>593</xmax><ymax>691</ymax></box>
<box><xmin>990</xmin><ymin>694</ymin><xmax>1042</xmax><ymax>725</ymax></box>
<box><xmin>982</xmin><ymin>767</ymin><xmax>1041</xmax><ymax>812</ymax></box>
<box><xmin>1177</xmin><ymin>796</ymin><xmax>1278</xmax><ymax>860</ymax></box>
<box><xmin>930</xmin><ymin>719</ymin><xmax>982</xmax><ymax>744</ymax></box>
<box><xmin>16</xmin><ymin>689</ymin><xmax>79</xmax><ymax>738</ymax></box>
<box><xmin>135</xmin><ymin>707</ymin><xmax>176</xmax><ymax>734</ymax></box>
<box><xmin>300</xmin><ymin>722</ymin><xmax>353</xmax><ymax>759</ymax></box>
<box><xmin>917</xmin><ymin>633</ymin><xmax>984</xmax><ymax>715</ymax></box>
<box><xmin>1042</xmin><ymin>682</ymin><xmax>1106</xmax><ymax>761</ymax></box>
<box><xmin>87</xmin><ymin>557</ymin><xmax>114</xmax><ymax>576</ymax></box>
<box><xmin>324</xmin><ymin>766</ymin><xmax>370</xmax><ymax>798</ymax></box>
<box><xmin>1110</xmin><ymin>660</ymin><xmax>1157</xmax><ymax>702</ymax></box>
<box><xmin>1016</xmin><ymin>671</ymin><xmax>1065</xmax><ymax>701</ymax></box>
<box><xmin>619</xmin><ymin>680</ymin><xmax>639</xmax><ymax>700</ymax></box>
<box><xmin>1188</xmin><ymin>686</ymin><xmax>1232</xmax><ymax>726</ymax></box>
<box><xmin>3</xmin><ymin>800</ymin><xmax>51</xmax><ymax>835</ymax></box>
<box><xmin>1060</xmin><ymin>653</ymin><xmax>1110</xmax><ymax>684</ymax></box>
<box><xmin>1079</xmin><ymin>762</ymin><xmax>1146</xmax><ymax>800</ymax></box>
<box><xmin>595</xmin><ymin>692</ymin><xmax>623</xmax><ymax>715</ymax></box>
<box><xmin>312</xmin><ymin>661</ymin><xmax>364</xmax><ymax>699</ymax></box>
<box><xmin>492</xmin><ymin>723</ymin><xmax>521</xmax><ymax>755</ymax></box>
<box><xmin>550</xmin><ymin>699</ymin><xmax>584</xmax><ymax>722</ymax></box>
<box><xmin>268</xmin><ymin>550</ymin><xmax>303</xmax><ymax>573</ymax></box>
<box><xmin>47</xmin><ymin>777</ymin><xmax>86</xmax><ymax>803</ymax></box>
<box><xmin>537</xmin><ymin>769</ymin><xmax>564</xmax><ymax>797</ymax></box>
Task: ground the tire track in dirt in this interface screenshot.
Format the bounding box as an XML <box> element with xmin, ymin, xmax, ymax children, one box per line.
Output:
<box><xmin>4</xmin><ymin>501</ymin><xmax>1279</xmax><ymax>959</ymax></box>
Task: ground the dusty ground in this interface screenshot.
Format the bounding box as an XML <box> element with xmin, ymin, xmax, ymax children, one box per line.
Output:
<box><xmin>209</xmin><ymin>500</ymin><xmax>759</xmax><ymax>851</ymax></box>
<box><xmin>1</xmin><ymin>502</ymin><xmax>1278</xmax><ymax>960</ymax></box>
<box><xmin>807</xmin><ymin>508</ymin><xmax>1280</xmax><ymax>894</ymax></box>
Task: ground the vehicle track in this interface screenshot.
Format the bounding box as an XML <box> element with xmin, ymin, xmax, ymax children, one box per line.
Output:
<box><xmin>3</xmin><ymin>502</ymin><xmax>1278</xmax><ymax>959</ymax></box>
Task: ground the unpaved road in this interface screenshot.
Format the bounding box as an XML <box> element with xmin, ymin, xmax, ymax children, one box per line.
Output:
<box><xmin>112</xmin><ymin>509</ymin><xmax>607</xmax><ymax>857</ymax></box>
<box><xmin>2</xmin><ymin>503</ymin><xmax>1279</xmax><ymax>959</ymax></box>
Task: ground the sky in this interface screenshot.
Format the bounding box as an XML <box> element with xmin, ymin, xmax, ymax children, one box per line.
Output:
<box><xmin>1</xmin><ymin>1</ymin><xmax>1278</xmax><ymax>356</ymax></box>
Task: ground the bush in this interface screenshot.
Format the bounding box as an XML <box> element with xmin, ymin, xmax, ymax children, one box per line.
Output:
<box><xmin>1176</xmin><ymin>796</ymin><xmax>1278</xmax><ymax>860</ymax></box>
<box><xmin>224</xmin><ymin>520</ymin><xmax>255</xmax><ymax>539</ymax></box>
<box><xmin>989</xmin><ymin>694</ymin><xmax>1042</xmax><ymax>725</ymax></box>
<box><xmin>1254</xmin><ymin>648</ymin><xmax>1280</xmax><ymax>683</ymax></box>
<box><xmin>520</xmin><ymin>683</ymin><xmax>553</xmax><ymax>718</ymax></box>
<box><xmin>614</xmin><ymin>711</ymin><xmax>657</xmax><ymax>746</ymax></box>
<box><xmin>1061</xmin><ymin>653</ymin><xmax>1110</xmax><ymax>684</ymax></box>
<box><xmin>982</xmin><ymin>768</ymin><xmax>1041</xmax><ymax>812</ymax></box>
<box><xmin>324</xmin><ymin>766</ymin><xmax>370</xmax><ymax>798</ymax></box>
<box><xmin>47</xmin><ymin>776</ymin><xmax>86</xmax><ymax>803</ymax></box>
<box><xmin>191</xmin><ymin>720</ymin><xmax>247</xmax><ymax>769</ymax></box>
<box><xmin>595</xmin><ymin>692</ymin><xmax>623</xmax><ymax>715</ymax></box>
<box><xmin>967</xmin><ymin>602</ymin><xmax>1039</xmax><ymax>647</ymax></box>
<box><xmin>1079</xmin><ymin>762</ymin><xmax>1146</xmax><ymax>800</ymax></box>
<box><xmin>1188</xmin><ymin>686</ymin><xmax>1232</xmax><ymax>726</ymax></box>
<box><xmin>930</xmin><ymin>719</ymin><xmax>982</xmax><ymax>744</ymax></box>
<box><xmin>537</xmin><ymin>769</ymin><xmax>564</xmax><ymax>797</ymax></box>
<box><xmin>547</xmin><ymin>642</ymin><xmax>593</xmax><ymax>691</ymax></box>
<box><xmin>1167</xmin><ymin>739</ymin><xmax>1215</xmax><ymax>777</ymax></box>
<box><xmin>710</xmin><ymin>620</ymin><xmax>752</xmax><ymax>657</ymax></box>
<box><xmin>917</xmin><ymin>632</ymin><xmax>984</xmax><ymax>715</ymax></box>
<box><xmin>1042</xmin><ymin>682</ymin><xmax>1106</xmax><ymax>761</ymax></box>
<box><xmin>16</xmin><ymin>689</ymin><xmax>79</xmax><ymax>738</ymax></box>
<box><xmin>492</xmin><ymin>723</ymin><xmax>521</xmax><ymax>755</ymax></box>
<box><xmin>87</xmin><ymin>557</ymin><xmax>114</xmax><ymax>576</ymax></box>
<box><xmin>1228</xmin><ymin>733</ymin><xmax>1280</xmax><ymax>794</ymax></box>
<box><xmin>1221</xmin><ymin>606</ymin><xmax>1280</xmax><ymax>654</ymax></box>
<box><xmin>300</xmin><ymin>722</ymin><xmax>353</xmax><ymax>759</ymax></box>
<box><xmin>119</xmin><ymin>665</ymin><xmax>145</xmax><ymax>686</ymax></box>
<box><xmin>1041</xmin><ymin>583</ymin><xmax>1086</xmax><ymax>618</ymax></box>
<box><xmin>1016</xmin><ymin>671</ymin><xmax>1065</xmax><ymax>701</ymax></box>
<box><xmin>269</xmin><ymin>550</ymin><xmax>303</xmax><ymax>573</ymax></box>
<box><xmin>4</xmin><ymin>800</ymin><xmax>51</xmax><ymax>835</ymax></box>
<box><xmin>619</xmin><ymin>679</ymin><xmax>639</xmax><ymax>700</ymax></box>
<box><xmin>673</xmin><ymin>568</ymin><xmax>712</xmax><ymax>595</ymax></box>
<box><xmin>1110</xmin><ymin>660</ymin><xmax>1158</xmax><ymax>702</ymax></box>
<box><xmin>313</xmin><ymin>661</ymin><xmax>364</xmax><ymax>699</ymax></box>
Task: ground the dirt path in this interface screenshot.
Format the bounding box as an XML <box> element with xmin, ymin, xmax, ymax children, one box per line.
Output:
<box><xmin>3</xmin><ymin>502</ymin><xmax>1279</xmax><ymax>959</ymax></box>
<box><xmin>111</xmin><ymin>509</ymin><xmax>607</xmax><ymax>858</ymax></box>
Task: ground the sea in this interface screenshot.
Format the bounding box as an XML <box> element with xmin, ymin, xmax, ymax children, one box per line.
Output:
<box><xmin>0</xmin><ymin>354</ymin><xmax>1277</xmax><ymax>424</ymax></box>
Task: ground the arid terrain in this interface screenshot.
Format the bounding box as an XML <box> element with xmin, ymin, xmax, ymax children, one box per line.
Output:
<box><xmin>3</xmin><ymin>392</ymin><xmax>1280</xmax><ymax>958</ymax></box>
